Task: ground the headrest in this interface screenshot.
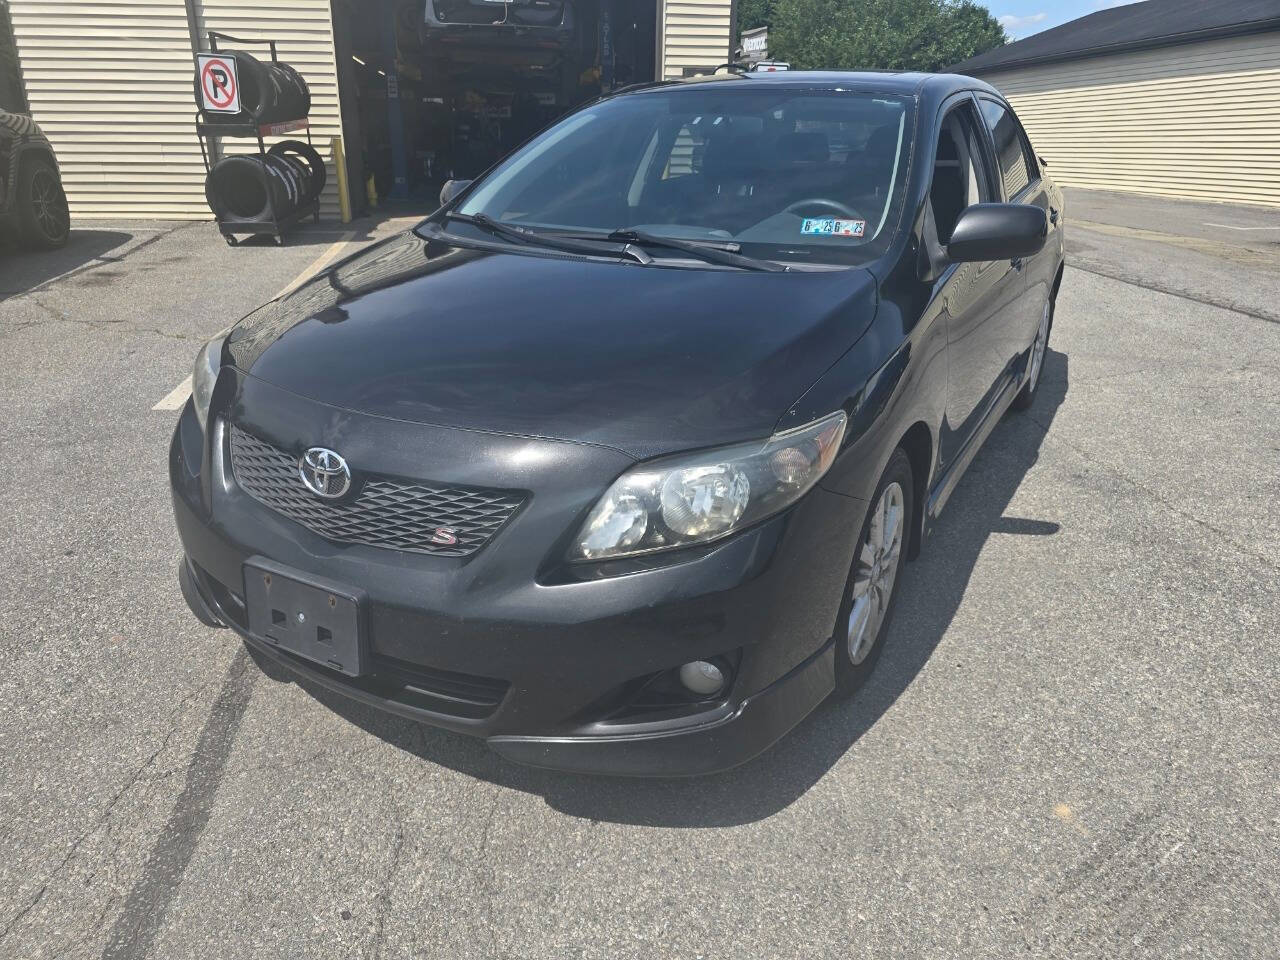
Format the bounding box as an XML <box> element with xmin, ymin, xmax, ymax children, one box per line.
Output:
<box><xmin>777</xmin><ymin>131</ymin><xmax>829</xmax><ymax>163</ymax></box>
<box><xmin>847</xmin><ymin>123</ymin><xmax>901</xmax><ymax>166</ymax></box>
<box><xmin>701</xmin><ymin>132</ymin><xmax>771</xmax><ymax>181</ymax></box>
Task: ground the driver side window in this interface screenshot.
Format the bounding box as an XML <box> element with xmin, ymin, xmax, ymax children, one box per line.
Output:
<box><xmin>929</xmin><ymin>101</ymin><xmax>995</xmax><ymax>244</ymax></box>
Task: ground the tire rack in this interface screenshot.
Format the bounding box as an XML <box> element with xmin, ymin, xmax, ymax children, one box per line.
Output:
<box><xmin>195</xmin><ymin>32</ymin><xmax>319</xmax><ymax>247</ymax></box>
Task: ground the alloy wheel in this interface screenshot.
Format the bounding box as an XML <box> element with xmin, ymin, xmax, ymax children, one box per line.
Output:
<box><xmin>31</xmin><ymin>169</ymin><xmax>70</xmax><ymax>242</ymax></box>
<box><xmin>1028</xmin><ymin>302</ymin><xmax>1050</xmax><ymax>393</ymax></box>
<box><xmin>847</xmin><ymin>480</ymin><xmax>905</xmax><ymax>664</ymax></box>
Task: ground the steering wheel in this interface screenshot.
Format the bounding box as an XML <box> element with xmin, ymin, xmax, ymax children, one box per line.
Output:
<box><xmin>784</xmin><ymin>198</ymin><xmax>861</xmax><ymax>219</ymax></box>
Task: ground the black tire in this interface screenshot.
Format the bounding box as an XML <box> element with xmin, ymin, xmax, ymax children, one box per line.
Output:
<box><xmin>194</xmin><ymin>52</ymin><xmax>311</xmax><ymax>125</ymax></box>
<box><xmin>16</xmin><ymin>156</ymin><xmax>70</xmax><ymax>250</ymax></box>
<box><xmin>833</xmin><ymin>448</ymin><xmax>914</xmax><ymax>697</ymax></box>
<box><xmin>1012</xmin><ymin>293</ymin><xmax>1054</xmax><ymax>411</ymax></box>
<box><xmin>268</xmin><ymin>139</ymin><xmax>326</xmax><ymax>201</ymax></box>
<box><xmin>205</xmin><ymin>153</ymin><xmax>308</xmax><ymax>222</ymax></box>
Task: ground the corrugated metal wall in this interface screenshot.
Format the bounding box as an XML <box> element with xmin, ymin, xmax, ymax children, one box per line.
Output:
<box><xmin>7</xmin><ymin>0</ymin><xmax>210</xmax><ymax>218</ymax></box>
<box><xmin>661</xmin><ymin>0</ymin><xmax>731</xmax><ymax>79</ymax></box>
<box><xmin>197</xmin><ymin>1</ymin><xmax>344</xmax><ymax>219</ymax></box>
<box><xmin>979</xmin><ymin>32</ymin><xmax>1280</xmax><ymax>207</ymax></box>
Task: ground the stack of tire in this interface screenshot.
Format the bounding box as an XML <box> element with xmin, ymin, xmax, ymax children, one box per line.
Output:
<box><xmin>193</xmin><ymin>50</ymin><xmax>311</xmax><ymax>127</ymax></box>
<box><xmin>197</xmin><ymin>51</ymin><xmax>324</xmax><ymax>224</ymax></box>
<box><xmin>204</xmin><ymin>141</ymin><xmax>326</xmax><ymax>224</ymax></box>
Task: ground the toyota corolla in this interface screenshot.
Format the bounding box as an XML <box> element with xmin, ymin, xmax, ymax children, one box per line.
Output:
<box><xmin>171</xmin><ymin>71</ymin><xmax>1064</xmax><ymax>775</ymax></box>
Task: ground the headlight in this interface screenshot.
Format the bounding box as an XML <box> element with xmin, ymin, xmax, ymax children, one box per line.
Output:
<box><xmin>572</xmin><ymin>411</ymin><xmax>847</xmax><ymax>561</ymax></box>
<box><xmin>191</xmin><ymin>336</ymin><xmax>225</xmax><ymax>431</ymax></box>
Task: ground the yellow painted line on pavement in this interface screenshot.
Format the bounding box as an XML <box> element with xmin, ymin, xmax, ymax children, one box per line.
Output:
<box><xmin>152</xmin><ymin>231</ymin><xmax>357</xmax><ymax>411</ymax></box>
<box><xmin>272</xmin><ymin>231</ymin><xmax>357</xmax><ymax>299</ymax></box>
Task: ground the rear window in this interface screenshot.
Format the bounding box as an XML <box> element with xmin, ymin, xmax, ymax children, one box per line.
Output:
<box><xmin>456</xmin><ymin>85</ymin><xmax>916</xmax><ymax>266</ymax></box>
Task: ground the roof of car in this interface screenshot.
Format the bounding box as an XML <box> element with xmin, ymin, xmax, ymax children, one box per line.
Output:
<box><xmin>638</xmin><ymin>70</ymin><xmax>998</xmax><ymax>99</ymax></box>
<box><xmin>950</xmin><ymin>0</ymin><xmax>1280</xmax><ymax>74</ymax></box>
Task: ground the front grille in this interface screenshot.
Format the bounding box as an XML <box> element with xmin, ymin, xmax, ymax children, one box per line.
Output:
<box><xmin>229</xmin><ymin>426</ymin><xmax>524</xmax><ymax>557</ymax></box>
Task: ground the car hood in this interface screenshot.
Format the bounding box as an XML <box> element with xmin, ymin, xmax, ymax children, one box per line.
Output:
<box><xmin>226</xmin><ymin>231</ymin><xmax>878</xmax><ymax>459</ymax></box>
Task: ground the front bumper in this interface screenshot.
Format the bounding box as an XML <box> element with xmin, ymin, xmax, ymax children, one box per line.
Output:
<box><xmin>170</xmin><ymin>376</ymin><xmax>865</xmax><ymax>776</ymax></box>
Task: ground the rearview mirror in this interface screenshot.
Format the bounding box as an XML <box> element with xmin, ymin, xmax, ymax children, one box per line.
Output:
<box><xmin>439</xmin><ymin>179</ymin><xmax>473</xmax><ymax>207</ymax></box>
<box><xmin>947</xmin><ymin>203</ymin><xmax>1047</xmax><ymax>263</ymax></box>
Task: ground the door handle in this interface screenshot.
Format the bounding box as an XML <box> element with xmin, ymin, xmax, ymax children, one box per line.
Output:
<box><xmin>1049</xmin><ymin>206</ymin><xmax>1059</xmax><ymax>225</ymax></box>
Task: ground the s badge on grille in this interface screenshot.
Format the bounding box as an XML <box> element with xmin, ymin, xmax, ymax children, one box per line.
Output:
<box><xmin>299</xmin><ymin>447</ymin><xmax>352</xmax><ymax>499</ymax></box>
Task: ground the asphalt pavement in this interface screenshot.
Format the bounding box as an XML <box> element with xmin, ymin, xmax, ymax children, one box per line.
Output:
<box><xmin>0</xmin><ymin>191</ymin><xmax>1277</xmax><ymax>959</ymax></box>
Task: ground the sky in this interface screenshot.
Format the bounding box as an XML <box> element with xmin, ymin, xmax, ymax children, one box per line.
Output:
<box><xmin>993</xmin><ymin>0</ymin><xmax>1143</xmax><ymax>40</ymax></box>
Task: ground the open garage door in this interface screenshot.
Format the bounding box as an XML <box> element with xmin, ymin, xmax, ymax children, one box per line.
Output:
<box><xmin>333</xmin><ymin>0</ymin><xmax>660</xmax><ymax>212</ymax></box>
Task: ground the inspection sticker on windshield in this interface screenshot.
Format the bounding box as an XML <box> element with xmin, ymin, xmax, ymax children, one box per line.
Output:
<box><xmin>801</xmin><ymin>217</ymin><xmax>865</xmax><ymax>238</ymax></box>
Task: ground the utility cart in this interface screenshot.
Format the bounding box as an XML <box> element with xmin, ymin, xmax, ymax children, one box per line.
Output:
<box><xmin>195</xmin><ymin>32</ymin><xmax>319</xmax><ymax>246</ymax></box>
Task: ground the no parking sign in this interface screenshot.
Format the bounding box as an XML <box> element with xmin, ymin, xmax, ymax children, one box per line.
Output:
<box><xmin>197</xmin><ymin>53</ymin><xmax>240</xmax><ymax>113</ymax></box>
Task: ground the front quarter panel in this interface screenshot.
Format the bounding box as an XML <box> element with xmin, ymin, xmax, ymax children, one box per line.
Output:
<box><xmin>786</xmin><ymin>253</ymin><xmax>946</xmax><ymax>507</ymax></box>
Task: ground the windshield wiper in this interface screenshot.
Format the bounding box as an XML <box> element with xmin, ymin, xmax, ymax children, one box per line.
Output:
<box><xmin>441</xmin><ymin>213</ymin><xmax>652</xmax><ymax>264</ymax></box>
<box><xmin>603</xmin><ymin>229</ymin><xmax>787</xmax><ymax>272</ymax></box>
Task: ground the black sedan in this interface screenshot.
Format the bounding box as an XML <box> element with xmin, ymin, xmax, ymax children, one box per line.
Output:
<box><xmin>171</xmin><ymin>71</ymin><xmax>1065</xmax><ymax>776</ymax></box>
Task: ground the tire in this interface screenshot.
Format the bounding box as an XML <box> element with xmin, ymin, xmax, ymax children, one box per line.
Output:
<box><xmin>833</xmin><ymin>448</ymin><xmax>914</xmax><ymax>697</ymax></box>
<box><xmin>1012</xmin><ymin>294</ymin><xmax>1053</xmax><ymax>411</ymax></box>
<box><xmin>268</xmin><ymin>140</ymin><xmax>325</xmax><ymax>201</ymax></box>
<box><xmin>16</xmin><ymin>156</ymin><xmax>70</xmax><ymax>250</ymax></box>
<box><xmin>205</xmin><ymin>153</ymin><xmax>308</xmax><ymax>223</ymax></box>
<box><xmin>194</xmin><ymin>52</ymin><xmax>311</xmax><ymax>125</ymax></box>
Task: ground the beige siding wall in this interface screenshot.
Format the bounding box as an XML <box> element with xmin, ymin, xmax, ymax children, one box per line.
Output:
<box><xmin>197</xmin><ymin>0</ymin><xmax>345</xmax><ymax>219</ymax></box>
<box><xmin>8</xmin><ymin>0</ymin><xmax>345</xmax><ymax>220</ymax></box>
<box><xmin>661</xmin><ymin>0</ymin><xmax>732</xmax><ymax>79</ymax></box>
<box><xmin>8</xmin><ymin>0</ymin><xmax>210</xmax><ymax>219</ymax></box>
<box><xmin>979</xmin><ymin>32</ymin><xmax>1280</xmax><ymax>207</ymax></box>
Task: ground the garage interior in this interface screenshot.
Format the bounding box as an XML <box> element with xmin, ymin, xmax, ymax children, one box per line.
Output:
<box><xmin>332</xmin><ymin>0</ymin><xmax>657</xmax><ymax>213</ymax></box>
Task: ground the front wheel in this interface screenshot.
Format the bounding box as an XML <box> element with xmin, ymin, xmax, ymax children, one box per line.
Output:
<box><xmin>17</xmin><ymin>158</ymin><xmax>70</xmax><ymax>250</ymax></box>
<box><xmin>1012</xmin><ymin>296</ymin><xmax>1052</xmax><ymax>411</ymax></box>
<box><xmin>834</xmin><ymin>448</ymin><xmax>914</xmax><ymax>697</ymax></box>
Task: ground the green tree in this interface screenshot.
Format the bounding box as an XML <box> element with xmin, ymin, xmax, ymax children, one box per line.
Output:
<box><xmin>737</xmin><ymin>0</ymin><xmax>779</xmax><ymax>32</ymax></box>
<box><xmin>768</xmin><ymin>0</ymin><xmax>1006</xmax><ymax>72</ymax></box>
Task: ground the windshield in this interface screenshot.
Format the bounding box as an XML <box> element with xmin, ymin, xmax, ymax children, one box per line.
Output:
<box><xmin>449</xmin><ymin>84</ymin><xmax>915</xmax><ymax>266</ymax></box>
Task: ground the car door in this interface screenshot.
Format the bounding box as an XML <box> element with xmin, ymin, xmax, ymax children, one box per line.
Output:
<box><xmin>977</xmin><ymin>95</ymin><xmax>1058</xmax><ymax>366</ymax></box>
<box><xmin>930</xmin><ymin>94</ymin><xmax>1024</xmax><ymax>470</ymax></box>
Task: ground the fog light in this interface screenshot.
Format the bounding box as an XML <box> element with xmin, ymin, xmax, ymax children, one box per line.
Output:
<box><xmin>678</xmin><ymin>660</ymin><xmax>725</xmax><ymax>696</ymax></box>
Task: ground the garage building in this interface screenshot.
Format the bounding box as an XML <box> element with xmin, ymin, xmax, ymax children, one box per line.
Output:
<box><xmin>950</xmin><ymin>0</ymin><xmax>1280</xmax><ymax>207</ymax></box>
<box><xmin>1</xmin><ymin>0</ymin><xmax>736</xmax><ymax>221</ymax></box>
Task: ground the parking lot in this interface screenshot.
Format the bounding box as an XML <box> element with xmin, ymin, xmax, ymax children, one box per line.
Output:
<box><xmin>1</xmin><ymin>189</ymin><xmax>1277</xmax><ymax>958</ymax></box>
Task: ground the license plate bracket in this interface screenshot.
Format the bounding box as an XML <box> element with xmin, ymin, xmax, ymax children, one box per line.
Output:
<box><xmin>243</xmin><ymin>558</ymin><xmax>365</xmax><ymax>677</ymax></box>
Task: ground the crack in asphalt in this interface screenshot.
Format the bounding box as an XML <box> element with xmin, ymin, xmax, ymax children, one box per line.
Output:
<box><xmin>475</xmin><ymin>786</ymin><xmax>503</xmax><ymax>960</ymax></box>
<box><xmin>0</xmin><ymin>295</ymin><xmax>203</xmax><ymax>342</ymax></box>
<box><xmin>367</xmin><ymin>787</ymin><xmax>407</xmax><ymax>960</ymax></box>
<box><xmin>1067</xmin><ymin>260</ymin><xmax>1280</xmax><ymax>327</ymax></box>
<box><xmin>100</xmin><ymin>647</ymin><xmax>257</xmax><ymax>960</ymax></box>
<box><xmin>0</xmin><ymin>681</ymin><xmax>207</xmax><ymax>948</ymax></box>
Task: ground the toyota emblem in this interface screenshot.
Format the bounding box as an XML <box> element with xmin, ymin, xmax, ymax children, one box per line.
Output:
<box><xmin>298</xmin><ymin>447</ymin><xmax>352</xmax><ymax>499</ymax></box>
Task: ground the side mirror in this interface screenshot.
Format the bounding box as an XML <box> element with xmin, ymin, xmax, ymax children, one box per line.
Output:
<box><xmin>947</xmin><ymin>203</ymin><xmax>1047</xmax><ymax>263</ymax></box>
<box><xmin>439</xmin><ymin>179</ymin><xmax>473</xmax><ymax>207</ymax></box>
